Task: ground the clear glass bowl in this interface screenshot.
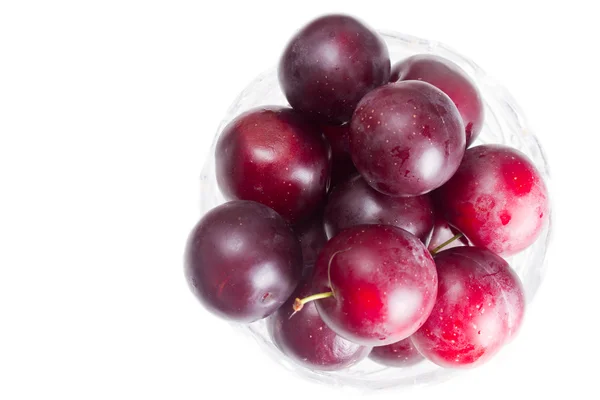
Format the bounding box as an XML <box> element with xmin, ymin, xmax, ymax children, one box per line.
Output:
<box><xmin>197</xmin><ymin>30</ymin><xmax>552</xmax><ymax>390</ymax></box>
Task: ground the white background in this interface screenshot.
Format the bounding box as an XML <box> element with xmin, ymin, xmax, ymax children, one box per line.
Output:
<box><xmin>1</xmin><ymin>1</ymin><xmax>598</xmax><ymax>399</ymax></box>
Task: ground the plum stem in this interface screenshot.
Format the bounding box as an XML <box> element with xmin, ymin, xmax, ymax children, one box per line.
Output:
<box><xmin>292</xmin><ymin>292</ymin><xmax>334</xmax><ymax>313</ymax></box>
<box><xmin>430</xmin><ymin>233</ymin><xmax>464</xmax><ymax>255</ymax></box>
<box><xmin>290</xmin><ymin>248</ymin><xmax>351</xmax><ymax>317</ymax></box>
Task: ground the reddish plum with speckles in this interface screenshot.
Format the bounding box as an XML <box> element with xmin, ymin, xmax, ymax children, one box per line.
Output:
<box><xmin>293</xmin><ymin>212</ymin><xmax>328</xmax><ymax>277</ymax></box>
<box><xmin>390</xmin><ymin>54</ymin><xmax>484</xmax><ymax>147</ymax></box>
<box><xmin>412</xmin><ymin>247</ymin><xmax>525</xmax><ymax>368</ymax></box>
<box><xmin>435</xmin><ymin>144</ymin><xmax>549</xmax><ymax>256</ymax></box>
<box><xmin>324</xmin><ymin>175</ymin><xmax>435</xmax><ymax>242</ymax></box>
<box><xmin>312</xmin><ymin>225</ymin><xmax>438</xmax><ymax>346</ymax></box>
<box><xmin>184</xmin><ymin>201</ymin><xmax>303</xmax><ymax>323</ymax></box>
<box><xmin>279</xmin><ymin>14</ymin><xmax>390</xmax><ymax>124</ymax></box>
<box><xmin>216</xmin><ymin>107</ymin><xmax>331</xmax><ymax>223</ymax></box>
<box><xmin>369</xmin><ymin>337</ymin><xmax>424</xmax><ymax>367</ymax></box>
<box><xmin>268</xmin><ymin>281</ymin><xmax>371</xmax><ymax>371</ymax></box>
<box><xmin>428</xmin><ymin>217</ymin><xmax>469</xmax><ymax>252</ymax></box>
<box><xmin>321</xmin><ymin>123</ymin><xmax>358</xmax><ymax>187</ymax></box>
<box><xmin>350</xmin><ymin>80</ymin><xmax>465</xmax><ymax>197</ymax></box>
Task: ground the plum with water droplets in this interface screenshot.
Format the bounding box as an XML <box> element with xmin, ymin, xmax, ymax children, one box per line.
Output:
<box><xmin>411</xmin><ymin>246</ymin><xmax>525</xmax><ymax>367</ymax></box>
<box><xmin>216</xmin><ymin>107</ymin><xmax>331</xmax><ymax>223</ymax></box>
<box><xmin>268</xmin><ymin>281</ymin><xmax>371</xmax><ymax>371</ymax></box>
<box><xmin>434</xmin><ymin>144</ymin><xmax>549</xmax><ymax>256</ymax></box>
<box><xmin>391</xmin><ymin>54</ymin><xmax>484</xmax><ymax>147</ymax></box>
<box><xmin>279</xmin><ymin>14</ymin><xmax>390</xmax><ymax>124</ymax></box>
<box><xmin>350</xmin><ymin>81</ymin><xmax>465</xmax><ymax>197</ymax></box>
<box><xmin>306</xmin><ymin>225</ymin><xmax>437</xmax><ymax>346</ymax></box>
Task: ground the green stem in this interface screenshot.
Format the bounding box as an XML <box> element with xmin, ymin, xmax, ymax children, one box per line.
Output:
<box><xmin>293</xmin><ymin>292</ymin><xmax>334</xmax><ymax>312</ymax></box>
<box><xmin>430</xmin><ymin>233</ymin><xmax>464</xmax><ymax>255</ymax></box>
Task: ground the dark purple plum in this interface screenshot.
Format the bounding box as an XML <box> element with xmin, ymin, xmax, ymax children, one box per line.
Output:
<box><xmin>391</xmin><ymin>54</ymin><xmax>484</xmax><ymax>147</ymax></box>
<box><xmin>279</xmin><ymin>14</ymin><xmax>390</xmax><ymax>124</ymax></box>
<box><xmin>215</xmin><ymin>107</ymin><xmax>331</xmax><ymax>223</ymax></box>
<box><xmin>320</xmin><ymin>123</ymin><xmax>358</xmax><ymax>187</ymax></box>
<box><xmin>324</xmin><ymin>175</ymin><xmax>434</xmax><ymax>242</ymax></box>
<box><xmin>435</xmin><ymin>144</ymin><xmax>549</xmax><ymax>256</ymax></box>
<box><xmin>184</xmin><ymin>200</ymin><xmax>302</xmax><ymax>323</ymax></box>
<box><xmin>369</xmin><ymin>338</ymin><xmax>424</xmax><ymax>367</ymax></box>
<box><xmin>304</xmin><ymin>225</ymin><xmax>437</xmax><ymax>346</ymax></box>
<box><xmin>293</xmin><ymin>212</ymin><xmax>328</xmax><ymax>277</ymax></box>
<box><xmin>268</xmin><ymin>281</ymin><xmax>371</xmax><ymax>371</ymax></box>
<box><xmin>412</xmin><ymin>247</ymin><xmax>525</xmax><ymax>368</ymax></box>
<box><xmin>350</xmin><ymin>81</ymin><xmax>465</xmax><ymax>197</ymax></box>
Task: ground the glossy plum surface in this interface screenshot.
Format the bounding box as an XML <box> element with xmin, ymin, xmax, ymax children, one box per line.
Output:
<box><xmin>268</xmin><ymin>281</ymin><xmax>371</xmax><ymax>371</ymax></box>
<box><xmin>391</xmin><ymin>54</ymin><xmax>484</xmax><ymax>147</ymax></box>
<box><xmin>279</xmin><ymin>14</ymin><xmax>390</xmax><ymax>124</ymax></box>
<box><xmin>350</xmin><ymin>80</ymin><xmax>465</xmax><ymax>197</ymax></box>
<box><xmin>293</xmin><ymin>212</ymin><xmax>328</xmax><ymax>277</ymax></box>
<box><xmin>184</xmin><ymin>200</ymin><xmax>302</xmax><ymax>323</ymax></box>
<box><xmin>320</xmin><ymin>123</ymin><xmax>358</xmax><ymax>187</ymax></box>
<box><xmin>427</xmin><ymin>217</ymin><xmax>469</xmax><ymax>252</ymax></box>
<box><xmin>312</xmin><ymin>225</ymin><xmax>438</xmax><ymax>346</ymax></box>
<box><xmin>324</xmin><ymin>175</ymin><xmax>435</xmax><ymax>242</ymax></box>
<box><xmin>369</xmin><ymin>338</ymin><xmax>424</xmax><ymax>368</ymax></box>
<box><xmin>435</xmin><ymin>144</ymin><xmax>549</xmax><ymax>256</ymax></box>
<box><xmin>215</xmin><ymin>107</ymin><xmax>331</xmax><ymax>223</ymax></box>
<box><xmin>412</xmin><ymin>247</ymin><xmax>525</xmax><ymax>368</ymax></box>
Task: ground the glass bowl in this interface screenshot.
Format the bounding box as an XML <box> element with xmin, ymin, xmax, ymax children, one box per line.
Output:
<box><xmin>197</xmin><ymin>30</ymin><xmax>552</xmax><ymax>390</ymax></box>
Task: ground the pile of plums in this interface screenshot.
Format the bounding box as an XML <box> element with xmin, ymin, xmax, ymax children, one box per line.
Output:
<box><xmin>184</xmin><ymin>14</ymin><xmax>549</xmax><ymax>372</ymax></box>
